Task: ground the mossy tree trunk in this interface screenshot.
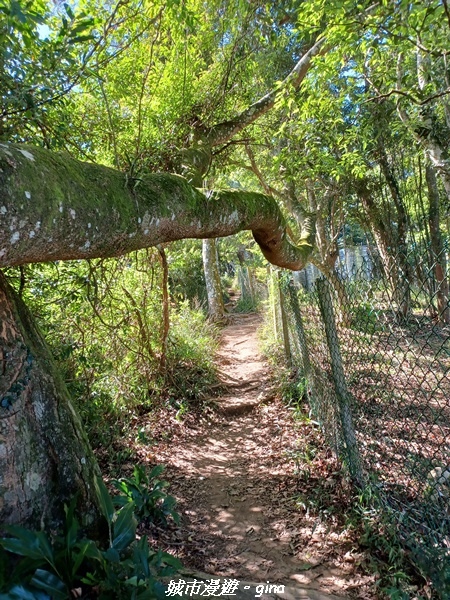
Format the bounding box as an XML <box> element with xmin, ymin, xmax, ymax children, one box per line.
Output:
<box><xmin>0</xmin><ymin>272</ymin><xmax>102</xmax><ymax>533</ymax></box>
<box><xmin>0</xmin><ymin>145</ymin><xmax>311</xmax><ymax>270</ymax></box>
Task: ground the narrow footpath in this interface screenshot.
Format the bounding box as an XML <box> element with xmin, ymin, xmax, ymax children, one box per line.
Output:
<box><xmin>153</xmin><ymin>314</ymin><xmax>374</xmax><ymax>599</ymax></box>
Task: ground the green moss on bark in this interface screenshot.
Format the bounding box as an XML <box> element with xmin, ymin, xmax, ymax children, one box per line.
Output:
<box><xmin>0</xmin><ymin>143</ymin><xmax>312</xmax><ymax>270</ymax></box>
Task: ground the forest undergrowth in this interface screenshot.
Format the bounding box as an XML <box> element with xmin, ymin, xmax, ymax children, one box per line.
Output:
<box><xmin>4</xmin><ymin>259</ymin><xmax>434</xmax><ymax>599</ymax></box>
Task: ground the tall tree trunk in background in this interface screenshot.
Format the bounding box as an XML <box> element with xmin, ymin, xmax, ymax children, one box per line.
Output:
<box><xmin>306</xmin><ymin>182</ymin><xmax>350</xmax><ymax>321</ymax></box>
<box><xmin>312</xmin><ymin>258</ymin><xmax>351</xmax><ymax>320</ymax></box>
<box><xmin>202</xmin><ymin>238</ymin><xmax>225</xmax><ymax>321</ymax></box>
<box><xmin>357</xmin><ymin>182</ymin><xmax>406</xmax><ymax>312</ymax></box>
<box><xmin>425</xmin><ymin>162</ymin><xmax>450</xmax><ymax>324</ymax></box>
<box><xmin>0</xmin><ymin>273</ymin><xmax>102</xmax><ymax>532</ymax></box>
<box><xmin>397</xmin><ymin>47</ymin><xmax>450</xmax><ymax>203</ymax></box>
<box><xmin>414</xmin><ymin>50</ymin><xmax>450</xmax><ymax>302</ymax></box>
<box><xmin>158</xmin><ymin>246</ymin><xmax>170</xmax><ymax>369</ymax></box>
<box><xmin>376</xmin><ymin>147</ymin><xmax>412</xmax><ymax>318</ymax></box>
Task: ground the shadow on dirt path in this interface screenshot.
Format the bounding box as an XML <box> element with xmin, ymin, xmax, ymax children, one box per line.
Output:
<box><xmin>153</xmin><ymin>314</ymin><xmax>375</xmax><ymax>599</ymax></box>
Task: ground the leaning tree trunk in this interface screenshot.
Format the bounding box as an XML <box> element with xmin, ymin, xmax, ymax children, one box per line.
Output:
<box><xmin>0</xmin><ymin>272</ymin><xmax>102</xmax><ymax>533</ymax></box>
<box><xmin>357</xmin><ymin>184</ymin><xmax>403</xmax><ymax>304</ymax></box>
<box><xmin>377</xmin><ymin>147</ymin><xmax>412</xmax><ymax>318</ymax></box>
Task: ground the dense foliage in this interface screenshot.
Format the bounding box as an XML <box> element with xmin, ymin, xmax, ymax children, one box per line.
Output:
<box><xmin>7</xmin><ymin>252</ymin><xmax>220</xmax><ymax>450</ymax></box>
<box><xmin>0</xmin><ymin>471</ymin><xmax>181</xmax><ymax>599</ymax></box>
<box><xmin>1</xmin><ymin>0</ymin><xmax>449</xmax><ymax>597</ymax></box>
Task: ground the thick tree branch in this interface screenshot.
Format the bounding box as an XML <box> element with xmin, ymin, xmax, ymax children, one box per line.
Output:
<box><xmin>205</xmin><ymin>37</ymin><xmax>327</xmax><ymax>147</ymax></box>
<box><xmin>244</xmin><ymin>143</ymin><xmax>316</xmax><ymax>246</ymax></box>
<box><xmin>366</xmin><ymin>87</ymin><xmax>450</xmax><ymax>106</ymax></box>
<box><xmin>0</xmin><ymin>144</ymin><xmax>312</xmax><ymax>271</ymax></box>
<box><xmin>244</xmin><ymin>143</ymin><xmax>282</xmax><ymax>199</ymax></box>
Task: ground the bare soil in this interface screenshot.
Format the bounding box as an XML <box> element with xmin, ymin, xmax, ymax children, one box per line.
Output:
<box><xmin>149</xmin><ymin>314</ymin><xmax>377</xmax><ymax>599</ymax></box>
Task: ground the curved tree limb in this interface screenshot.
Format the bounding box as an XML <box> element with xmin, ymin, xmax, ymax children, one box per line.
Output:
<box><xmin>205</xmin><ymin>37</ymin><xmax>327</xmax><ymax>147</ymax></box>
<box><xmin>0</xmin><ymin>144</ymin><xmax>312</xmax><ymax>271</ymax></box>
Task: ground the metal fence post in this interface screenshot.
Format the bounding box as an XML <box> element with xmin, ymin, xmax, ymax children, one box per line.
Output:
<box><xmin>316</xmin><ymin>278</ymin><xmax>365</xmax><ymax>487</ymax></box>
<box><xmin>268</xmin><ymin>266</ymin><xmax>279</xmax><ymax>340</ymax></box>
<box><xmin>278</xmin><ymin>271</ymin><xmax>292</xmax><ymax>368</ymax></box>
<box><xmin>287</xmin><ymin>281</ymin><xmax>315</xmax><ymax>401</ymax></box>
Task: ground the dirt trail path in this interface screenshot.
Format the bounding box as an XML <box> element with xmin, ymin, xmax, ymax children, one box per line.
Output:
<box><xmin>153</xmin><ymin>314</ymin><xmax>374</xmax><ymax>599</ymax></box>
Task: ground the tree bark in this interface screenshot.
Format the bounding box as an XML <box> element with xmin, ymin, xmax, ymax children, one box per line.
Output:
<box><xmin>396</xmin><ymin>47</ymin><xmax>450</xmax><ymax>203</ymax></box>
<box><xmin>0</xmin><ymin>144</ymin><xmax>312</xmax><ymax>271</ymax></box>
<box><xmin>376</xmin><ymin>147</ymin><xmax>412</xmax><ymax>318</ymax></box>
<box><xmin>0</xmin><ymin>272</ymin><xmax>102</xmax><ymax>533</ymax></box>
<box><xmin>206</xmin><ymin>37</ymin><xmax>327</xmax><ymax>147</ymax></box>
<box><xmin>202</xmin><ymin>238</ymin><xmax>225</xmax><ymax>321</ymax></box>
<box><xmin>356</xmin><ymin>182</ymin><xmax>405</xmax><ymax>306</ymax></box>
<box><xmin>425</xmin><ymin>162</ymin><xmax>450</xmax><ymax>324</ymax></box>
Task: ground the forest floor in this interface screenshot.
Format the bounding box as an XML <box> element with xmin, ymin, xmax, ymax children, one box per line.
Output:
<box><xmin>143</xmin><ymin>313</ymin><xmax>378</xmax><ymax>599</ymax></box>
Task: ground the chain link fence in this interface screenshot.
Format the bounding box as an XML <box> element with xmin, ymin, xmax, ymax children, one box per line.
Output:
<box><xmin>270</xmin><ymin>246</ymin><xmax>450</xmax><ymax>597</ymax></box>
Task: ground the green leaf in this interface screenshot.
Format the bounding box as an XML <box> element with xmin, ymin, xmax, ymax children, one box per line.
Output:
<box><xmin>171</xmin><ymin>512</ymin><xmax>181</xmax><ymax>526</ymax></box>
<box><xmin>112</xmin><ymin>503</ymin><xmax>137</xmax><ymax>551</ymax></box>
<box><xmin>70</xmin><ymin>19</ymin><xmax>94</xmax><ymax>36</ymax></box>
<box><xmin>71</xmin><ymin>539</ymin><xmax>92</xmax><ymax>575</ymax></box>
<box><xmin>148</xmin><ymin>490</ymin><xmax>166</xmax><ymax>503</ymax></box>
<box><xmin>94</xmin><ymin>477</ymin><xmax>115</xmax><ymax>524</ymax></box>
<box><xmin>68</xmin><ymin>34</ymin><xmax>94</xmax><ymax>44</ymax></box>
<box><xmin>63</xmin><ymin>497</ymin><xmax>79</xmax><ymax>550</ymax></box>
<box><xmin>10</xmin><ymin>0</ymin><xmax>27</xmax><ymax>23</ymax></box>
<box><xmin>64</xmin><ymin>4</ymin><xmax>74</xmax><ymax>20</ymax></box>
<box><xmin>148</xmin><ymin>465</ymin><xmax>165</xmax><ymax>480</ymax></box>
<box><xmin>1</xmin><ymin>528</ymin><xmax>52</xmax><ymax>563</ymax></box>
<box><xmin>136</xmin><ymin>579</ymin><xmax>166</xmax><ymax>600</ymax></box>
<box><xmin>160</xmin><ymin>553</ymin><xmax>182</xmax><ymax>569</ymax></box>
<box><xmin>30</xmin><ymin>570</ymin><xmax>67</xmax><ymax>600</ymax></box>
<box><xmin>103</xmin><ymin>547</ymin><xmax>121</xmax><ymax>563</ymax></box>
<box><xmin>133</xmin><ymin>536</ymin><xmax>150</xmax><ymax>578</ymax></box>
<box><xmin>33</xmin><ymin>533</ymin><xmax>54</xmax><ymax>564</ymax></box>
<box><xmin>82</xmin><ymin>539</ymin><xmax>103</xmax><ymax>563</ymax></box>
<box><xmin>0</xmin><ymin>585</ymin><xmax>49</xmax><ymax>600</ymax></box>
<box><xmin>124</xmin><ymin>575</ymin><xmax>140</xmax><ymax>587</ymax></box>
<box><xmin>112</xmin><ymin>494</ymin><xmax>130</xmax><ymax>507</ymax></box>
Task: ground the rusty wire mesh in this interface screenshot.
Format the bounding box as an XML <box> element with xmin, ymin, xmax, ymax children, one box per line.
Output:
<box><xmin>278</xmin><ymin>246</ymin><xmax>450</xmax><ymax>597</ymax></box>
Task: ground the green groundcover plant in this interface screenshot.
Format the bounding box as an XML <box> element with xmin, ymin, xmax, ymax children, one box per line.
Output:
<box><xmin>0</xmin><ymin>470</ymin><xmax>181</xmax><ymax>599</ymax></box>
